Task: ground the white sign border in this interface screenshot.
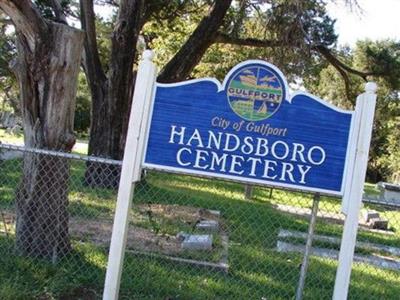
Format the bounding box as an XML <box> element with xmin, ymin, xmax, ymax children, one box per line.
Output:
<box><xmin>142</xmin><ymin>61</ymin><xmax>356</xmax><ymax>197</ymax></box>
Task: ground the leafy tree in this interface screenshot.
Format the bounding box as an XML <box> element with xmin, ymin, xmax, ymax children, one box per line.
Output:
<box><xmin>380</xmin><ymin>111</ymin><xmax>400</xmax><ymax>183</ymax></box>
<box><xmin>303</xmin><ymin>40</ymin><xmax>400</xmax><ymax>182</ymax></box>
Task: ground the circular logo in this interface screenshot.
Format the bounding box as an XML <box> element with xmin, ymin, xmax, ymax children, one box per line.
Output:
<box><xmin>227</xmin><ymin>65</ymin><xmax>284</xmax><ymax>121</ymax></box>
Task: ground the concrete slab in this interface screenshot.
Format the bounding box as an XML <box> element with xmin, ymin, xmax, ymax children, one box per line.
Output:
<box><xmin>278</xmin><ymin>229</ymin><xmax>400</xmax><ymax>256</ymax></box>
<box><xmin>277</xmin><ymin>241</ymin><xmax>400</xmax><ymax>271</ymax></box>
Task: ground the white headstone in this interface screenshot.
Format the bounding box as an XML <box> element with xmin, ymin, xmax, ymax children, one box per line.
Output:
<box><xmin>196</xmin><ymin>220</ymin><xmax>219</xmax><ymax>232</ymax></box>
<box><xmin>182</xmin><ymin>234</ymin><xmax>213</xmax><ymax>250</ymax></box>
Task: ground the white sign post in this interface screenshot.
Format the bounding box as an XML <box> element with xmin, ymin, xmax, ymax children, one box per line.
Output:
<box><xmin>102</xmin><ymin>50</ymin><xmax>157</xmax><ymax>300</ymax></box>
<box><xmin>333</xmin><ymin>82</ymin><xmax>377</xmax><ymax>300</ymax></box>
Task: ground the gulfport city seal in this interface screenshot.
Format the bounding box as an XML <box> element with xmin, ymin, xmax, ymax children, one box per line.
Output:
<box><xmin>227</xmin><ymin>65</ymin><xmax>284</xmax><ymax>121</ymax></box>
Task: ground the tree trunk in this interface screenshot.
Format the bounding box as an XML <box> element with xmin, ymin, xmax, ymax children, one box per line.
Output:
<box><xmin>81</xmin><ymin>0</ymin><xmax>143</xmax><ymax>188</ymax></box>
<box><xmin>16</xmin><ymin>153</ymin><xmax>71</xmax><ymax>260</ymax></box>
<box><xmin>82</xmin><ymin>0</ymin><xmax>230</xmax><ymax>187</ymax></box>
<box><xmin>7</xmin><ymin>13</ymin><xmax>84</xmax><ymax>260</ymax></box>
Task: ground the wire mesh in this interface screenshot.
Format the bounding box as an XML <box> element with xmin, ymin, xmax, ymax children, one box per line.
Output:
<box><xmin>0</xmin><ymin>143</ymin><xmax>399</xmax><ymax>299</ymax></box>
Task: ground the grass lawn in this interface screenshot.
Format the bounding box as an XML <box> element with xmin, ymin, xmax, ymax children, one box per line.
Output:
<box><xmin>0</xmin><ymin>158</ymin><xmax>399</xmax><ymax>299</ymax></box>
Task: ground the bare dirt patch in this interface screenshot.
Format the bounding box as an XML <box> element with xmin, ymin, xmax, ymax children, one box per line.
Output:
<box><xmin>137</xmin><ymin>204</ymin><xmax>220</xmax><ymax>223</ymax></box>
<box><xmin>1</xmin><ymin>204</ymin><xmax>223</xmax><ymax>257</ymax></box>
<box><xmin>69</xmin><ymin>218</ymin><xmax>182</xmax><ymax>255</ymax></box>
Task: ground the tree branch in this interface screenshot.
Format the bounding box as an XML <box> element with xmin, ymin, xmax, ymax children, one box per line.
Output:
<box><xmin>158</xmin><ymin>0</ymin><xmax>232</xmax><ymax>83</ymax></box>
<box><xmin>50</xmin><ymin>0</ymin><xmax>67</xmax><ymax>24</ymax></box>
<box><xmin>325</xmin><ymin>52</ymin><xmax>353</xmax><ymax>101</ymax></box>
<box><xmin>215</xmin><ymin>32</ymin><xmax>287</xmax><ymax>48</ymax></box>
<box><xmin>214</xmin><ymin>32</ymin><xmax>390</xmax><ymax>101</ymax></box>
<box><xmin>80</xmin><ymin>0</ymin><xmax>106</xmax><ymax>82</ymax></box>
<box><xmin>313</xmin><ymin>45</ymin><xmax>374</xmax><ymax>79</ymax></box>
<box><xmin>215</xmin><ymin>32</ymin><xmax>381</xmax><ymax>80</ymax></box>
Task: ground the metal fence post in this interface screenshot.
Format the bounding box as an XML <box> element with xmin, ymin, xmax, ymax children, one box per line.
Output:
<box><xmin>333</xmin><ymin>82</ymin><xmax>377</xmax><ymax>300</ymax></box>
<box><xmin>295</xmin><ymin>192</ymin><xmax>320</xmax><ymax>300</ymax></box>
<box><xmin>244</xmin><ymin>184</ymin><xmax>253</xmax><ymax>200</ymax></box>
<box><xmin>102</xmin><ymin>50</ymin><xmax>157</xmax><ymax>300</ymax></box>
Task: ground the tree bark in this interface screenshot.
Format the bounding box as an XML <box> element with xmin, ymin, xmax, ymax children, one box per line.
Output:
<box><xmin>81</xmin><ymin>0</ymin><xmax>143</xmax><ymax>188</ymax></box>
<box><xmin>81</xmin><ymin>0</ymin><xmax>144</xmax><ymax>161</ymax></box>
<box><xmin>1</xmin><ymin>0</ymin><xmax>84</xmax><ymax>260</ymax></box>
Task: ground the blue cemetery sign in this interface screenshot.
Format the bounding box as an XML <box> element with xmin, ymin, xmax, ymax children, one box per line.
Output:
<box><xmin>143</xmin><ymin>60</ymin><xmax>354</xmax><ymax>196</ymax></box>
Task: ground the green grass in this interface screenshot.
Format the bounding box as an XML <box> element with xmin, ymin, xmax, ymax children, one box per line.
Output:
<box><xmin>0</xmin><ymin>159</ymin><xmax>399</xmax><ymax>299</ymax></box>
<box><xmin>0</xmin><ymin>237</ymin><xmax>106</xmax><ymax>300</ymax></box>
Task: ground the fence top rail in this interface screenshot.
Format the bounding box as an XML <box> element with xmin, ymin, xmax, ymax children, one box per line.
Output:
<box><xmin>0</xmin><ymin>143</ymin><xmax>123</xmax><ymax>166</ymax></box>
<box><xmin>144</xmin><ymin>164</ymin><xmax>341</xmax><ymax>199</ymax></box>
<box><xmin>0</xmin><ymin>142</ymin><xmax>342</xmax><ymax>198</ymax></box>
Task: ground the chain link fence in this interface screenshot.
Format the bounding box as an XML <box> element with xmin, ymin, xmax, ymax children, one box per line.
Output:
<box><xmin>0</xmin><ymin>143</ymin><xmax>399</xmax><ymax>299</ymax></box>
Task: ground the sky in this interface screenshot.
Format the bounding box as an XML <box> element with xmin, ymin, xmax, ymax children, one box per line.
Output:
<box><xmin>326</xmin><ymin>0</ymin><xmax>400</xmax><ymax>46</ymax></box>
<box><xmin>94</xmin><ymin>0</ymin><xmax>400</xmax><ymax>46</ymax></box>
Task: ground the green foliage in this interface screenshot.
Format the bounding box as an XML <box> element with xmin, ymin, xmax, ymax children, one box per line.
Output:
<box><xmin>74</xmin><ymin>72</ymin><xmax>91</xmax><ymax>134</ymax></box>
<box><xmin>94</xmin><ymin>16</ymin><xmax>114</xmax><ymax>73</ymax></box>
<box><xmin>354</xmin><ymin>40</ymin><xmax>400</xmax><ymax>90</ymax></box>
<box><xmin>0</xmin><ymin>16</ymin><xmax>18</xmax><ymax>114</ymax></box>
<box><xmin>376</xmin><ymin>107</ymin><xmax>400</xmax><ymax>183</ymax></box>
<box><xmin>143</xmin><ymin>6</ymin><xmax>204</xmax><ymax>69</ymax></box>
<box><xmin>304</xmin><ymin>40</ymin><xmax>400</xmax><ymax>182</ymax></box>
<box><xmin>266</xmin><ymin>0</ymin><xmax>337</xmax><ymax>47</ymax></box>
<box><xmin>0</xmin><ymin>30</ymin><xmax>14</xmax><ymax>79</ymax></box>
<box><xmin>144</xmin><ymin>0</ymin><xmax>335</xmax><ymax>82</ymax></box>
<box><xmin>33</xmin><ymin>0</ymin><xmax>74</xmax><ymax>21</ymax></box>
